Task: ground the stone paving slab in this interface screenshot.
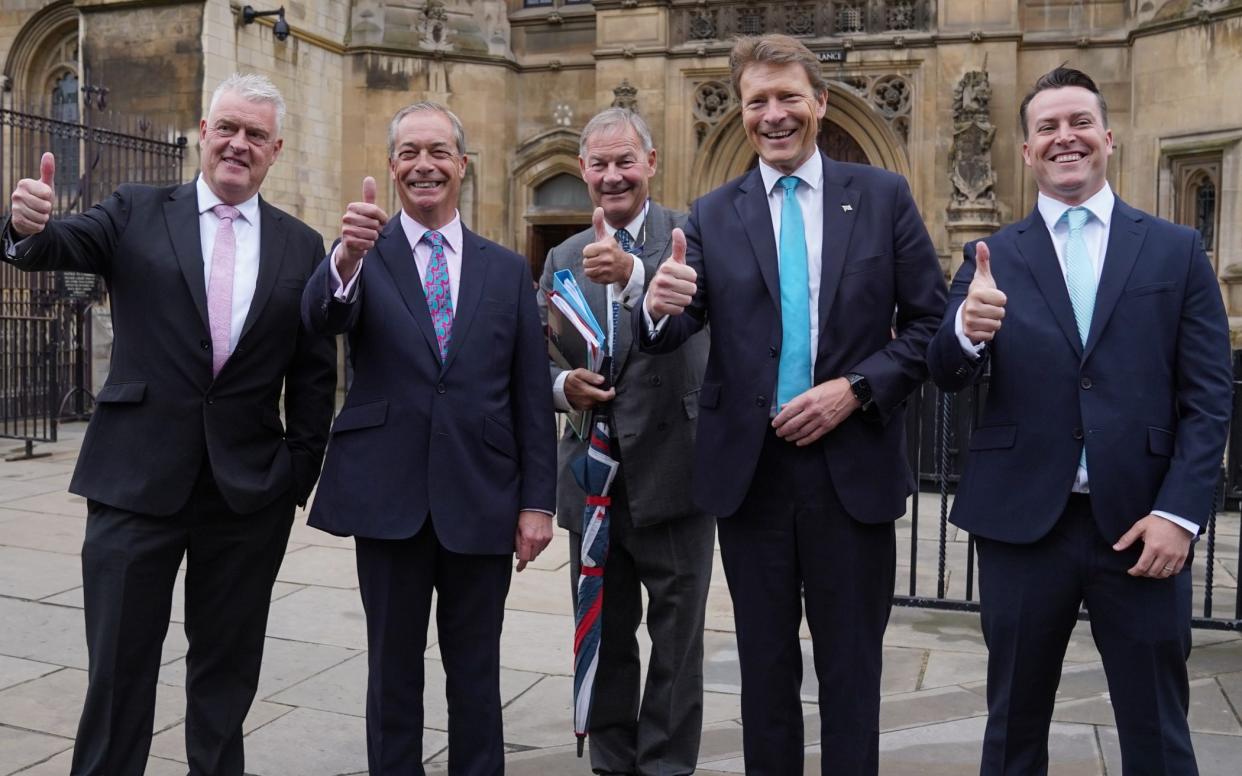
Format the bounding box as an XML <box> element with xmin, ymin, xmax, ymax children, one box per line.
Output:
<box><xmin>0</xmin><ymin>725</ymin><xmax>70</xmax><ymax>776</ymax></box>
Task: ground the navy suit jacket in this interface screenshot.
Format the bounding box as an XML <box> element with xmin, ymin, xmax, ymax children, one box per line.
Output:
<box><xmin>928</xmin><ymin>199</ymin><xmax>1232</xmax><ymax>544</ymax></box>
<box><xmin>302</xmin><ymin>217</ymin><xmax>557</xmax><ymax>554</ymax></box>
<box><xmin>2</xmin><ymin>181</ymin><xmax>336</xmax><ymax>516</ymax></box>
<box><xmin>638</xmin><ymin>154</ymin><xmax>947</xmax><ymax>521</ymax></box>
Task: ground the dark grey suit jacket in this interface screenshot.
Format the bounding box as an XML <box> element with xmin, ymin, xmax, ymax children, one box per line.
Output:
<box><xmin>2</xmin><ymin>180</ymin><xmax>337</xmax><ymax>515</ymax></box>
<box><xmin>538</xmin><ymin>203</ymin><xmax>710</xmax><ymax>531</ymax></box>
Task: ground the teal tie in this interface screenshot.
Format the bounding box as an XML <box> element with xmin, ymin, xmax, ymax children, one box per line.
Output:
<box><xmin>776</xmin><ymin>176</ymin><xmax>812</xmax><ymax>408</ymax></box>
<box><xmin>1062</xmin><ymin>205</ymin><xmax>1094</xmax><ymax>472</ymax></box>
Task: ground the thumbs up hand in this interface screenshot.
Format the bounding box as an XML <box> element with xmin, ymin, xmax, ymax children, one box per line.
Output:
<box><xmin>10</xmin><ymin>152</ymin><xmax>56</xmax><ymax>237</ymax></box>
<box><xmin>336</xmin><ymin>176</ymin><xmax>389</xmax><ymax>283</ymax></box>
<box><xmin>581</xmin><ymin>207</ymin><xmax>634</xmax><ymax>286</ymax></box>
<box><xmin>645</xmin><ymin>228</ymin><xmax>697</xmax><ymax>319</ymax></box>
<box><xmin>961</xmin><ymin>241</ymin><xmax>1007</xmax><ymax>345</ymax></box>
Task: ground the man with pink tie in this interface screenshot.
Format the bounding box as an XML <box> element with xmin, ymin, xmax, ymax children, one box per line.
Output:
<box><xmin>3</xmin><ymin>74</ymin><xmax>336</xmax><ymax>775</ymax></box>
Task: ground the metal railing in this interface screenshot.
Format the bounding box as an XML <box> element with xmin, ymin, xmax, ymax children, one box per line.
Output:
<box><xmin>0</xmin><ymin>95</ymin><xmax>186</xmax><ymax>453</ymax></box>
<box><xmin>0</xmin><ymin>314</ymin><xmax>58</xmax><ymax>457</ymax></box>
<box><xmin>896</xmin><ymin>375</ymin><xmax>1242</xmax><ymax>631</ymax></box>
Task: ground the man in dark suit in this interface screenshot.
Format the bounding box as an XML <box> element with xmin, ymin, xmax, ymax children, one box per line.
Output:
<box><xmin>641</xmin><ymin>34</ymin><xmax>946</xmax><ymax>776</ymax></box>
<box><xmin>928</xmin><ymin>67</ymin><xmax>1231</xmax><ymax>775</ymax></box>
<box><xmin>3</xmin><ymin>74</ymin><xmax>337</xmax><ymax>775</ymax></box>
<box><xmin>538</xmin><ymin>107</ymin><xmax>713</xmax><ymax>776</ymax></box>
<box><xmin>302</xmin><ymin>101</ymin><xmax>556</xmax><ymax>775</ymax></box>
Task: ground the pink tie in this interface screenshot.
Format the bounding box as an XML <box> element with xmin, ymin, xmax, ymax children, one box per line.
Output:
<box><xmin>207</xmin><ymin>204</ymin><xmax>240</xmax><ymax>376</ymax></box>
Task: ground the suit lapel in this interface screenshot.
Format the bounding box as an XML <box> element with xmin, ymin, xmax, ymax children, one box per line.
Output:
<box><xmin>1083</xmin><ymin>199</ymin><xmax>1146</xmax><ymax>361</ymax></box>
<box><xmin>164</xmin><ymin>181</ymin><xmax>209</xmax><ymax>333</ymax></box>
<box><xmin>1014</xmin><ymin>208</ymin><xmax>1083</xmax><ymax>357</ymax></box>
<box><xmin>818</xmin><ymin>155</ymin><xmax>859</xmax><ymax>342</ymax></box>
<box><xmin>237</xmin><ymin>198</ymin><xmax>287</xmax><ymax>342</ymax></box>
<box><xmin>613</xmin><ymin>205</ymin><xmax>673</xmax><ymax>379</ymax></box>
<box><xmin>375</xmin><ymin>219</ymin><xmax>441</xmax><ymax>363</ymax></box>
<box><xmin>442</xmin><ymin>227</ymin><xmax>487</xmax><ymax>374</ymax></box>
<box><xmin>734</xmin><ymin>168</ymin><xmax>780</xmax><ymax>311</ymax></box>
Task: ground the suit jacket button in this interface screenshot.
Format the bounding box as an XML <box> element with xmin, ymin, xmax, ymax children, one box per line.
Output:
<box><xmin>769</xmin><ymin>346</ymin><xmax>778</xmax><ymax>358</ymax></box>
<box><xmin>200</xmin><ymin>340</ymin><xmax>210</xmax><ymax>351</ymax></box>
<box><xmin>650</xmin><ymin>376</ymin><xmax>662</xmax><ymax>387</ymax></box>
<box><xmin>436</xmin><ymin>383</ymin><xmax>446</xmax><ymax>394</ymax></box>
<box><xmin>1080</xmin><ymin>377</ymin><xmax>1093</xmax><ymax>390</ymax></box>
<box><xmin>1073</xmin><ymin>428</ymin><xmax>1084</xmax><ymax>440</ymax></box>
<box><xmin>755</xmin><ymin>395</ymin><xmax>767</xmax><ymax>407</ymax></box>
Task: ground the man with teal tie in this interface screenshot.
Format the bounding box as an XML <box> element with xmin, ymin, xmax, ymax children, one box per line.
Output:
<box><xmin>641</xmin><ymin>34</ymin><xmax>946</xmax><ymax>775</ymax></box>
<box><xmin>928</xmin><ymin>67</ymin><xmax>1231</xmax><ymax>774</ymax></box>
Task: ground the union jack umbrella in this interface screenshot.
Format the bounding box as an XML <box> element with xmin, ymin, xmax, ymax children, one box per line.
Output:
<box><xmin>570</xmin><ymin>416</ymin><xmax>619</xmax><ymax>756</ymax></box>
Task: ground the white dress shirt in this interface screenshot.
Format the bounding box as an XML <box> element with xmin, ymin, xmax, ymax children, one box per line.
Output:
<box><xmin>197</xmin><ymin>176</ymin><xmax>261</xmax><ymax>354</ymax></box>
<box><xmin>331</xmin><ymin>209</ymin><xmax>464</xmax><ymax>308</ymax></box>
<box><xmin>953</xmin><ymin>183</ymin><xmax>1196</xmax><ymax>534</ymax></box>
<box><xmin>552</xmin><ymin>201</ymin><xmax>647</xmax><ymax>411</ymax></box>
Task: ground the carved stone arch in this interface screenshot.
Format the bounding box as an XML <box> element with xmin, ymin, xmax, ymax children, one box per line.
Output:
<box><xmin>689</xmin><ymin>83</ymin><xmax>910</xmax><ymax>199</ymax></box>
<box><xmin>509</xmin><ymin>127</ymin><xmax>593</xmax><ymax>274</ymax></box>
<box><xmin>4</xmin><ymin>1</ymin><xmax>80</xmax><ymax>105</ymax></box>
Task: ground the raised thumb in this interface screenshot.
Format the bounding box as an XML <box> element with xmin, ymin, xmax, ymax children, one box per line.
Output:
<box><xmin>669</xmin><ymin>228</ymin><xmax>687</xmax><ymax>265</ymax></box>
<box><xmin>592</xmin><ymin>207</ymin><xmax>606</xmax><ymax>242</ymax></box>
<box><xmin>973</xmin><ymin>241</ymin><xmax>994</xmax><ymax>285</ymax></box>
<box><xmin>39</xmin><ymin>152</ymin><xmax>55</xmax><ymax>188</ymax></box>
<box><xmin>362</xmin><ymin>176</ymin><xmax>377</xmax><ymax>206</ymax></box>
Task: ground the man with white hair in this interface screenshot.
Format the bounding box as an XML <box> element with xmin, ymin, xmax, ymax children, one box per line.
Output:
<box><xmin>3</xmin><ymin>73</ymin><xmax>336</xmax><ymax>775</ymax></box>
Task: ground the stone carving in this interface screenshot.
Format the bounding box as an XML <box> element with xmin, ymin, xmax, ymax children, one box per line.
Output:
<box><xmin>785</xmin><ymin>5</ymin><xmax>815</xmax><ymax>36</ymax></box>
<box><xmin>420</xmin><ymin>0</ymin><xmax>450</xmax><ymax>48</ymax></box>
<box><xmin>692</xmin><ymin>80</ymin><xmax>734</xmax><ymax>147</ymax></box>
<box><xmin>553</xmin><ymin>102</ymin><xmax>573</xmax><ymax>128</ymax></box>
<box><xmin>949</xmin><ymin>70</ymin><xmax>997</xmax><ymax>206</ymax></box>
<box><xmin>612</xmin><ymin>80</ymin><xmax>639</xmax><ymax>112</ymax></box>
<box><xmin>871</xmin><ymin>75</ymin><xmax>910</xmax><ymax>119</ymax></box>
<box><xmin>688</xmin><ymin>9</ymin><xmax>717</xmax><ymax>41</ymax></box>
<box><xmin>674</xmin><ymin>1</ymin><xmax>929</xmax><ymax>42</ymax></box>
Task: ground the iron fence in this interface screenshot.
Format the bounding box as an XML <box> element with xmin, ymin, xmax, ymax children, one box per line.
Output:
<box><xmin>0</xmin><ymin>314</ymin><xmax>58</xmax><ymax>458</ymax></box>
<box><xmin>0</xmin><ymin>93</ymin><xmax>186</xmax><ymax>451</ymax></box>
<box><xmin>897</xmin><ymin>374</ymin><xmax>1242</xmax><ymax>632</ymax></box>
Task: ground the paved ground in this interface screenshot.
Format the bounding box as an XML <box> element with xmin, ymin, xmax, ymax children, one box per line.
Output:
<box><xmin>0</xmin><ymin>424</ymin><xmax>1239</xmax><ymax>775</ymax></box>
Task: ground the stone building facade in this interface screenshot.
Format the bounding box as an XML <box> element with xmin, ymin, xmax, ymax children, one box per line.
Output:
<box><xmin>2</xmin><ymin>0</ymin><xmax>1240</xmax><ymax>324</ymax></box>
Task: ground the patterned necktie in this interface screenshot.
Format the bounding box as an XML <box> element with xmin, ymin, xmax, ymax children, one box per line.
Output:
<box><xmin>614</xmin><ymin>227</ymin><xmax>636</xmax><ymax>254</ymax></box>
<box><xmin>776</xmin><ymin>176</ymin><xmax>812</xmax><ymax>408</ymax></box>
<box><xmin>423</xmin><ymin>230</ymin><xmax>454</xmax><ymax>361</ymax></box>
<box><xmin>207</xmin><ymin>204</ymin><xmax>240</xmax><ymax>377</ymax></box>
<box><xmin>608</xmin><ymin>227</ymin><xmax>640</xmax><ymax>374</ymax></box>
<box><xmin>1063</xmin><ymin>205</ymin><xmax>1094</xmax><ymax>473</ymax></box>
<box><xmin>1063</xmin><ymin>206</ymin><xmax>1095</xmax><ymax>347</ymax></box>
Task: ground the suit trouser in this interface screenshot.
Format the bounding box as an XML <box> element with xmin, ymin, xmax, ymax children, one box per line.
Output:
<box><xmin>567</xmin><ymin>473</ymin><xmax>716</xmax><ymax>776</ymax></box>
<box><xmin>355</xmin><ymin>522</ymin><xmax>512</xmax><ymax>776</ymax></box>
<box><xmin>716</xmin><ymin>428</ymin><xmax>896</xmax><ymax>776</ymax></box>
<box><xmin>71</xmin><ymin>465</ymin><xmax>294</xmax><ymax>776</ymax></box>
<box><xmin>975</xmin><ymin>494</ymin><xmax>1197</xmax><ymax>776</ymax></box>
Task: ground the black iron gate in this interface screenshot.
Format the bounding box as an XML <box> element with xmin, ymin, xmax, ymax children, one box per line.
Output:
<box><xmin>898</xmin><ymin>376</ymin><xmax>1242</xmax><ymax>632</ymax></box>
<box><xmin>0</xmin><ymin>90</ymin><xmax>186</xmax><ymax>453</ymax></box>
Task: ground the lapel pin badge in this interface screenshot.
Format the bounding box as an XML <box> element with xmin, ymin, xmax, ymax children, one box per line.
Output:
<box><xmin>841</xmin><ymin>204</ymin><xmax>853</xmax><ymax>213</ymax></box>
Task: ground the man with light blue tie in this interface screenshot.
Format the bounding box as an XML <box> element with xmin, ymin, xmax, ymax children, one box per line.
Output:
<box><xmin>928</xmin><ymin>67</ymin><xmax>1231</xmax><ymax>775</ymax></box>
<box><xmin>641</xmin><ymin>34</ymin><xmax>946</xmax><ymax>775</ymax></box>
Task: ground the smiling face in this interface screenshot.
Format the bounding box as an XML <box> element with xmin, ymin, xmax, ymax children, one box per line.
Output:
<box><xmin>579</xmin><ymin>125</ymin><xmax>656</xmax><ymax>228</ymax></box>
<box><xmin>198</xmin><ymin>90</ymin><xmax>282</xmax><ymax>205</ymax></box>
<box><xmin>389</xmin><ymin>110</ymin><xmax>467</xmax><ymax>229</ymax></box>
<box><xmin>738</xmin><ymin>61</ymin><xmax>827</xmax><ymax>174</ymax></box>
<box><xmin>1022</xmin><ymin>85</ymin><xmax>1113</xmax><ymax>206</ymax></box>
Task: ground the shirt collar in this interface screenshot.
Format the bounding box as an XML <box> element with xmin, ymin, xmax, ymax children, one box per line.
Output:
<box><xmin>604</xmin><ymin>200</ymin><xmax>649</xmax><ymax>244</ymax></box>
<box><xmin>401</xmin><ymin>209</ymin><xmax>463</xmax><ymax>254</ymax></box>
<box><xmin>759</xmin><ymin>152</ymin><xmax>823</xmax><ymax>196</ymax></box>
<box><xmin>1037</xmin><ymin>183</ymin><xmax>1114</xmax><ymax>231</ymax></box>
<box><xmin>196</xmin><ymin>175</ymin><xmax>260</xmax><ymax>225</ymax></box>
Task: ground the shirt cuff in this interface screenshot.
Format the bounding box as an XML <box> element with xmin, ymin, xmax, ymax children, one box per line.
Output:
<box><xmin>1151</xmin><ymin>510</ymin><xmax>1200</xmax><ymax>537</ymax></box>
<box><xmin>613</xmin><ymin>256</ymin><xmax>644</xmax><ymax>309</ymax></box>
<box><xmin>642</xmin><ymin>303</ymin><xmax>668</xmax><ymax>337</ymax></box>
<box><xmin>552</xmin><ymin>370</ymin><xmax>573</xmax><ymax>412</ymax></box>
<box><xmin>522</xmin><ymin>508</ymin><xmax>555</xmax><ymax>517</ymax></box>
<box><xmin>954</xmin><ymin>304</ymin><xmax>986</xmax><ymax>357</ymax></box>
<box><xmin>329</xmin><ymin>244</ymin><xmax>362</xmax><ymax>302</ymax></box>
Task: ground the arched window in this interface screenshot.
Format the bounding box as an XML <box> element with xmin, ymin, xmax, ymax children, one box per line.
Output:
<box><xmin>1173</xmin><ymin>156</ymin><xmax>1221</xmax><ymax>270</ymax></box>
<box><xmin>533</xmin><ymin>173</ymin><xmax>591</xmax><ymax>211</ymax></box>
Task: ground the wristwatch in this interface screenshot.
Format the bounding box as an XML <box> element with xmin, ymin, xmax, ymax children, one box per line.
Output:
<box><xmin>845</xmin><ymin>372</ymin><xmax>872</xmax><ymax>409</ymax></box>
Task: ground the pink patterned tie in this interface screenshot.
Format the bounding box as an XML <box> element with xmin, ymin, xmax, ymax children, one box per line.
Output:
<box><xmin>422</xmin><ymin>230</ymin><xmax>453</xmax><ymax>361</ymax></box>
<box><xmin>207</xmin><ymin>204</ymin><xmax>240</xmax><ymax>376</ymax></box>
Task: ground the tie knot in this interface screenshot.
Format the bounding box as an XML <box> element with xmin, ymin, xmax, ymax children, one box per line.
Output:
<box><xmin>614</xmin><ymin>228</ymin><xmax>636</xmax><ymax>254</ymax></box>
<box><xmin>423</xmin><ymin>230</ymin><xmax>445</xmax><ymax>248</ymax></box>
<box><xmin>778</xmin><ymin>176</ymin><xmax>800</xmax><ymax>195</ymax></box>
<box><xmin>212</xmin><ymin>204</ymin><xmax>240</xmax><ymax>223</ymax></box>
<box><xmin>1064</xmin><ymin>206</ymin><xmax>1089</xmax><ymax>232</ymax></box>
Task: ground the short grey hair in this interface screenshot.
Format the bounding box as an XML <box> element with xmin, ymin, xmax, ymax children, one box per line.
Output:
<box><xmin>209</xmin><ymin>73</ymin><xmax>286</xmax><ymax>135</ymax></box>
<box><xmin>579</xmin><ymin>108</ymin><xmax>654</xmax><ymax>159</ymax></box>
<box><xmin>387</xmin><ymin>102</ymin><xmax>467</xmax><ymax>159</ymax></box>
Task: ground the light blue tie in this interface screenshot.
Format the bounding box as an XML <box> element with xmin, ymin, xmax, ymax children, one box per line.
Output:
<box><xmin>776</xmin><ymin>176</ymin><xmax>812</xmax><ymax>408</ymax></box>
<box><xmin>1063</xmin><ymin>205</ymin><xmax>1094</xmax><ymax>472</ymax></box>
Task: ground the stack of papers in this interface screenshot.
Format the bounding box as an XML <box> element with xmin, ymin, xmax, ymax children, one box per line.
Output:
<box><xmin>545</xmin><ymin>270</ymin><xmax>609</xmax><ymax>440</ymax></box>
